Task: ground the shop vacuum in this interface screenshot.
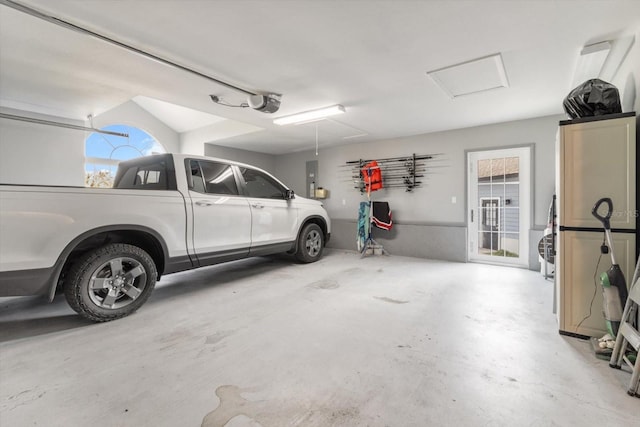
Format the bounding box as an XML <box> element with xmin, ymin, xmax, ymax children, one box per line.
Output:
<box><xmin>592</xmin><ymin>198</ymin><xmax>629</xmax><ymax>337</ymax></box>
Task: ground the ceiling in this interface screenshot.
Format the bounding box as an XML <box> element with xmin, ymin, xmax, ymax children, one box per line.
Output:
<box><xmin>1</xmin><ymin>0</ymin><xmax>639</xmax><ymax>154</ymax></box>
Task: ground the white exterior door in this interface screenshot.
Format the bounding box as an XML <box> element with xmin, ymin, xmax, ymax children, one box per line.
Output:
<box><xmin>468</xmin><ymin>147</ymin><xmax>531</xmax><ymax>266</ymax></box>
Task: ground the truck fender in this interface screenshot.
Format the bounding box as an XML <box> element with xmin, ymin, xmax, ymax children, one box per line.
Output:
<box><xmin>291</xmin><ymin>215</ymin><xmax>329</xmax><ymax>253</ymax></box>
<box><xmin>46</xmin><ymin>225</ymin><xmax>172</xmax><ymax>301</ymax></box>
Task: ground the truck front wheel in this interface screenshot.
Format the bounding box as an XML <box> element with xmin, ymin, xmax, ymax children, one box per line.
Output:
<box><xmin>295</xmin><ymin>223</ymin><xmax>324</xmax><ymax>263</ymax></box>
<box><xmin>64</xmin><ymin>243</ymin><xmax>157</xmax><ymax>322</ymax></box>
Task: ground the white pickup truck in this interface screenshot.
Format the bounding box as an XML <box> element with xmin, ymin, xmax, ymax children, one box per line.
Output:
<box><xmin>0</xmin><ymin>154</ymin><xmax>330</xmax><ymax>321</ymax></box>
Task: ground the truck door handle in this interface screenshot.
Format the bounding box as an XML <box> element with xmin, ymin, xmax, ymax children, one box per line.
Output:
<box><xmin>251</xmin><ymin>203</ymin><xmax>264</xmax><ymax>209</ymax></box>
<box><xmin>196</xmin><ymin>200</ymin><xmax>213</xmax><ymax>207</ymax></box>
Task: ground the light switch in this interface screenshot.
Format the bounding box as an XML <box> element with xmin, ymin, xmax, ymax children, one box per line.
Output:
<box><xmin>451</xmin><ymin>196</ymin><xmax>457</xmax><ymax>204</ymax></box>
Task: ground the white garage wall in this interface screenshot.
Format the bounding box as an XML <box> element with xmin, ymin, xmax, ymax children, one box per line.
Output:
<box><xmin>276</xmin><ymin>114</ymin><xmax>563</xmax><ymax>227</ymax></box>
<box><xmin>90</xmin><ymin>101</ymin><xmax>180</xmax><ymax>153</ymax></box>
<box><xmin>180</xmin><ymin>121</ymin><xmax>263</xmax><ymax>156</ymax></box>
<box><xmin>0</xmin><ymin>102</ymin><xmax>181</xmax><ymax>186</ymax></box>
<box><xmin>606</xmin><ymin>31</ymin><xmax>639</xmax><ymax>114</ymax></box>
<box><xmin>0</xmin><ymin>108</ymin><xmax>85</xmax><ymax>186</ymax></box>
<box><xmin>274</xmin><ymin>114</ymin><xmax>565</xmax><ymax>266</ymax></box>
<box><xmin>204</xmin><ymin>143</ymin><xmax>276</xmax><ymax>173</ymax></box>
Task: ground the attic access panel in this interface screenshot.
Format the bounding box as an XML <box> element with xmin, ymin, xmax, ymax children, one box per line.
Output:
<box><xmin>427</xmin><ymin>54</ymin><xmax>509</xmax><ymax>98</ymax></box>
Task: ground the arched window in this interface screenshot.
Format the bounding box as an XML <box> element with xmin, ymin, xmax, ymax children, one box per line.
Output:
<box><xmin>85</xmin><ymin>124</ymin><xmax>166</xmax><ymax>187</ymax></box>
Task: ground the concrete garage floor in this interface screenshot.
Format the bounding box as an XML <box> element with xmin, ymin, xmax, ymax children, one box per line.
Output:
<box><xmin>0</xmin><ymin>249</ymin><xmax>637</xmax><ymax>426</ymax></box>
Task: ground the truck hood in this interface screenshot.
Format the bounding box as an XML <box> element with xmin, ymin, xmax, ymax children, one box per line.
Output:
<box><xmin>293</xmin><ymin>195</ymin><xmax>324</xmax><ymax>206</ymax></box>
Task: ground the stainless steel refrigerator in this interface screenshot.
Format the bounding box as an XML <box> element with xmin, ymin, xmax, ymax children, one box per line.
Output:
<box><xmin>555</xmin><ymin>112</ymin><xmax>637</xmax><ymax>338</ymax></box>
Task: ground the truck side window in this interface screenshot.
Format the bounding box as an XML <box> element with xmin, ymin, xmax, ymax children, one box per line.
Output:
<box><xmin>239</xmin><ymin>167</ymin><xmax>286</xmax><ymax>199</ymax></box>
<box><xmin>189</xmin><ymin>161</ymin><xmax>206</xmax><ymax>193</ymax></box>
<box><xmin>115</xmin><ymin>161</ymin><xmax>167</xmax><ymax>190</ymax></box>
<box><xmin>194</xmin><ymin>161</ymin><xmax>239</xmax><ymax>195</ymax></box>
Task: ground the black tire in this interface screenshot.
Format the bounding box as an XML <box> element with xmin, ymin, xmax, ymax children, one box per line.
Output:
<box><xmin>295</xmin><ymin>223</ymin><xmax>324</xmax><ymax>263</ymax></box>
<box><xmin>64</xmin><ymin>243</ymin><xmax>157</xmax><ymax>322</ymax></box>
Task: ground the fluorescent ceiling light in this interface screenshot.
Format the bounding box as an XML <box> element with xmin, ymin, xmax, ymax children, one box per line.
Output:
<box><xmin>273</xmin><ymin>105</ymin><xmax>345</xmax><ymax>125</ymax></box>
<box><xmin>427</xmin><ymin>54</ymin><xmax>509</xmax><ymax>98</ymax></box>
<box><xmin>571</xmin><ymin>41</ymin><xmax>611</xmax><ymax>87</ymax></box>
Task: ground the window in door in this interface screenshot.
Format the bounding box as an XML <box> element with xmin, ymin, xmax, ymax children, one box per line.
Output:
<box><xmin>468</xmin><ymin>147</ymin><xmax>530</xmax><ymax>266</ymax></box>
<box><xmin>239</xmin><ymin>168</ymin><xmax>286</xmax><ymax>199</ymax></box>
<box><xmin>479</xmin><ymin>197</ymin><xmax>500</xmax><ymax>254</ymax></box>
<box><xmin>189</xmin><ymin>160</ymin><xmax>239</xmax><ymax>195</ymax></box>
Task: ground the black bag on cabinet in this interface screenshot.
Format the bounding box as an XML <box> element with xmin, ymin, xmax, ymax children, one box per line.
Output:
<box><xmin>562</xmin><ymin>78</ymin><xmax>622</xmax><ymax>119</ymax></box>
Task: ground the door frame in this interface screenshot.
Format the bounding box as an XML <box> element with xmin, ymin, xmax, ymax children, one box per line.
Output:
<box><xmin>466</xmin><ymin>145</ymin><xmax>534</xmax><ymax>267</ymax></box>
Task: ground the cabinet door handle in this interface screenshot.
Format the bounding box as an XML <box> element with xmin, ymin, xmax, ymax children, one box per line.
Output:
<box><xmin>471</xmin><ymin>210</ymin><xmax>474</xmax><ymax>222</ymax></box>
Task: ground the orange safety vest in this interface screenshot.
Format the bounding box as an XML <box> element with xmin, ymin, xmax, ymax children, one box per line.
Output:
<box><xmin>361</xmin><ymin>161</ymin><xmax>383</xmax><ymax>192</ymax></box>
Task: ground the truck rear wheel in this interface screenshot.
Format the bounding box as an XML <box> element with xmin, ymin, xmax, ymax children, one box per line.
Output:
<box><xmin>64</xmin><ymin>243</ymin><xmax>157</xmax><ymax>322</ymax></box>
<box><xmin>295</xmin><ymin>223</ymin><xmax>324</xmax><ymax>263</ymax></box>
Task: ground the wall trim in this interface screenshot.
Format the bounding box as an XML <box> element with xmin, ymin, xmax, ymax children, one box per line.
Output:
<box><xmin>331</xmin><ymin>218</ymin><xmax>466</xmax><ymax>228</ymax></box>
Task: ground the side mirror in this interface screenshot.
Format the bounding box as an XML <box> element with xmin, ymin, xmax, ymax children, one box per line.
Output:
<box><xmin>285</xmin><ymin>189</ymin><xmax>295</xmax><ymax>200</ymax></box>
